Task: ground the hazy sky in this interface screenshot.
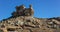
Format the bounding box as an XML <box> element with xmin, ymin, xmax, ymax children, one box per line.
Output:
<box><xmin>0</xmin><ymin>0</ymin><xmax>60</xmax><ymax>20</ymax></box>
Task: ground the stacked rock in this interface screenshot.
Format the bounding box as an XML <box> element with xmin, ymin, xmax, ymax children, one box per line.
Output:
<box><xmin>12</xmin><ymin>4</ymin><xmax>34</xmax><ymax>17</ymax></box>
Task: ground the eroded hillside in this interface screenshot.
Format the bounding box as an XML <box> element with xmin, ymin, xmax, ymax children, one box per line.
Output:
<box><xmin>0</xmin><ymin>5</ymin><xmax>60</xmax><ymax>32</ymax></box>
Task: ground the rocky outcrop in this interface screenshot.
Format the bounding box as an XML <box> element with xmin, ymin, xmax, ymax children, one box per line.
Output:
<box><xmin>0</xmin><ymin>5</ymin><xmax>60</xmax><ymax>32</ymax></box>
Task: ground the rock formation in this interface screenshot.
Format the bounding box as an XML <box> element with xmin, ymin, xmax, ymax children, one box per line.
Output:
<box><xmin>12</xmin><ymin>4</ymin><xmax>34</xmax><ymax>17</ymax></box>
<box><xmin>0</xmin><ymin>5</ymin><xmax>60</xmax><ymax>32</ymax></box>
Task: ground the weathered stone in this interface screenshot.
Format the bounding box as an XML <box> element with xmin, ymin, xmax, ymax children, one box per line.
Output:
<box><xmin>0</xmin><ymin>4</ymin><xmax>60</xmax><ymax>32</ymax></box>
<box><xmin>12</xmin><ymin>4</ymin><xmax>34</xmax><ymax>17</ymax></box>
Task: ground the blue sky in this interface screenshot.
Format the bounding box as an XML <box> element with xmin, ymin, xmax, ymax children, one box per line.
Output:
<box><xmin>0</xmin><ymin>0</ymin><xmax>60</xmax><ymax>20</ymax></box>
